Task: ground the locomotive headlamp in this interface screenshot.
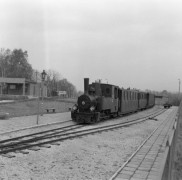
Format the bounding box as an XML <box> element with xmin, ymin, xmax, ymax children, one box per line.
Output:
<box><xmin>90</xmin><ymin>106</ymin><xmax>95</xmax><ymax>111</ymax></box>
<box><xmin>72</xmin><ymin>105</ymin><xmax>78</xmax><ymax>111</ymax></box>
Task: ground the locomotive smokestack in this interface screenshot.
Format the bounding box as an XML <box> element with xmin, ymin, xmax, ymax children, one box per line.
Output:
<box><xmin>84</xmin><ymin>78</ymin><xmax>89</xmax><ymax>94</ymax></box>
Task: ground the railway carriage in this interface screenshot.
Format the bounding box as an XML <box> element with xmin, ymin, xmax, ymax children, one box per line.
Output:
<box><xmin>119</xmin><ymin>89</ymin><xmax>138</xmax><ymax>115</ymax></box>
<box><xmin>138</xmin><ymin>92</ymin><xmax>148</xmax><ymax>110</ymax></box>
<box><xmin>147</xmin><ymin>93</ymin><xmax>155</xmax><ymax>108</ymax></box>
<box><xmin>71</xmin><ymin>78</ymin><xmax>155</xmax><ymax>124</ymax></box>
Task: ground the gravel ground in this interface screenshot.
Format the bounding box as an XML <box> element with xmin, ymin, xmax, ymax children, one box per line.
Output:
<box><xmin>0</xmin><ymin>112</ymin><xmax>71</xmax><ymax>134</ymax></box>
<box><xmin>0</xmin><ymin>106</ymin><xmax>168</xmax><ymax>180</ymax></box>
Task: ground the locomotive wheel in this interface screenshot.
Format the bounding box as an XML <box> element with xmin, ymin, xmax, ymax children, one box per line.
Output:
<box><xmin>90</xmin><ymin>117</ymin><xmax>96</xmax><ymax>124</ymax></box>
<box><xmin>89</xmin><ymin>113</ymin><xmax>100</xmax><ymax>124</ymax></box>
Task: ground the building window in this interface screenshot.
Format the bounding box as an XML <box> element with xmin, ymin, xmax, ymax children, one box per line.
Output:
<box><xmin>114</xmin><ymin>87</ymin><xmax>118</xmax><ymax>99</ymax></box>
<box><xmin>10</xmin><ymin>85</ymin><xmax>16</xmax><ymax>89</ymax></box>
<box><xmin>106</xmin><ymin>88</ymin><xmax>110</xmax><ymax>94</ymax></box>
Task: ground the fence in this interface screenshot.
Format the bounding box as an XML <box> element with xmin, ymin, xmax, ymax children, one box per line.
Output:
<box><xmin>158</xmin><ymin>103</ymin><xmax>182</xmax><ymax>180</ymax></box>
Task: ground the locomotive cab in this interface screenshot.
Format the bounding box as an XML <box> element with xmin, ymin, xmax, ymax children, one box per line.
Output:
<box><xmin>99</xmin><ymin>84</ymin><xmax>119</xmax><ymax>116</ymax></box>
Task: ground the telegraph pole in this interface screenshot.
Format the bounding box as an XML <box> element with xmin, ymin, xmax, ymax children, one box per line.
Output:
<box><xmin>36</xmin><ymin>70</ymin><xmax>47</xmax><ymax>125</ymax></box>
<box><xmin>36</xmin><ymin>83</ymin><xmax>40</xmax><ymax>125</ymax></box>
<box><xmin>35</xmin><ymin>70</ymin><xmax>38</xmax><ymax>82</ymax></box>
<box><xmin>178</xmin><ymin>79</ymin><xmax>181</xmax><ymax>95</ymax></box>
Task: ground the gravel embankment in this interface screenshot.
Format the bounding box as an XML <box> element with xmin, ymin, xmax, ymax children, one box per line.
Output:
<box><xmin>0</xmin><ymin>107</ymin><xmax>167</xmax><ymax>180</ymax></box>
<box><xmin>0</xmin><ymin>112</ymin><xmax>71</xmax><ymax>134</ymax></box>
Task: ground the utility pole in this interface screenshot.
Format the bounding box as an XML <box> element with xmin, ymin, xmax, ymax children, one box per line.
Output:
<box><xmin>35</xmin><ymin>70</ymin><xmax>38</xmax><ymax>83</ymax></box>
<box><xmin>178</xmin><ymin>79</ymin><xmax>181</xmax><ymax>95</ymax></box>
<box><xmin>1</xmin><ymin>66</ymin><xmax>4</xmax><ymax>95</ymax></box>
<box><xmin>36</xmin><ymin>83</ymin><xmax>41</xmax><ymax>124</ymax></box>
<box><xmin>36</xmin><ymin>70</ymin><xmax>47</xmax><ymax>125</ymax></box>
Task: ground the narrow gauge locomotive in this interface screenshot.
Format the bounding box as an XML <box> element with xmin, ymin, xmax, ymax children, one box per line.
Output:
<box><xmin>71</xmin><ymin>78</ymin><xmax>155</xmax><ymax>124</ymax></box>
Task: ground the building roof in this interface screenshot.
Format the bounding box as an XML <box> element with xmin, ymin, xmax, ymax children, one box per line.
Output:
<box><xmin>0</xmin><ymin>78</ymin><xmax>37</xmax><ymax>84</ymax></box>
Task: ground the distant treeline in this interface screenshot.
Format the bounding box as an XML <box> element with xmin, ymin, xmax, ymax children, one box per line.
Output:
<box><xmin>0</xmin><ymin>48</ymin><xmax>81</xmax><ymax>97</ymax></box>
<box><xmin>165</xmin><ymin>92</ymin><xmax>182</xmax><ymax>106</ymax></box>
<box><xmin>1</xmin><ymin>48</ymin><xmax>181</xmax><ymax>101</ymax></box>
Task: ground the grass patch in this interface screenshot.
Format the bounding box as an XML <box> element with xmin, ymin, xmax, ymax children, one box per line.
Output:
<box><xmin>0</xmin><ymin>98</ymin><xmax>76</xmax><ymax>118</ymax></box>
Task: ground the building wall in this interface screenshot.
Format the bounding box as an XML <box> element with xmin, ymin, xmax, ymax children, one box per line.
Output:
<box><xmin>0</xmin><ymin>85</ymin><xmax>2</xmax><ymax>94</ymax></box>
<box><xmin>0</xmin><ymin>78</ymin><xmax>47</xmax><ymax>97</ymax></box>
<box><xmin>0</xmin><ymin>82</ymin><xmax>47</xmax><ymax>97</ymax></box>
<box><xmin>25</xmin><ymin>83</ymin><xmax>30</xmax><ymax>95</ymax></box>
<box><xmin>29</xmin><ymin>83</ymin><xmax>47</xmax><ymax>97</ymax></box>
<box><xmin>29</xmin><ymin>84</ymin><xmax>36</xmax><ymax>96</ymax></box>
<box><xmin>7</xmin><ymin>84</ymin><xmax>23</xmax><ymax>95</ymax></box>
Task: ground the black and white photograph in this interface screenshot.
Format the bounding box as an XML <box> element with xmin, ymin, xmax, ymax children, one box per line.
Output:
<box><xmin>0</xmin><ymin>0</ymin><xmax>182</xmax><ymax>179</ymax></box>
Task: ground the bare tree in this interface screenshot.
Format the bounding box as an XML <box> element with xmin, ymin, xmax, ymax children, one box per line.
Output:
<box><xmin>46</xmin><ymin>69</ymin><xmax>62</xmax><ymax>96</ymax></box>
<box><xmin>0</xmin><ymin>48</ymin><xmax>11</xmax><ymax>78</ymax></box>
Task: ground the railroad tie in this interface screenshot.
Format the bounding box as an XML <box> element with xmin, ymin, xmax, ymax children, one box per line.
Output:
<box><xmin>15</xmin><ymin>150</ymin><xmax>29</xmax><ymax>154</ymax></box>
<box><xmin>149</xmin><ymin>117</ymin><xmax>158</xmax><ymax>121</ymax></box>
<box><xmin>39</xmin><ymin>144</ymin><xmax>51</xmax><ymax>148</ymax></box>
<box><xmin>1</xmin><ymin>153</ymin><xmax>15</xmax><ymax>158</ymax></box>
<box><xmin>28</xmin><ymin>147</ymin><xmax>40</xmax><ymax>151</ymax></box>
<box><xmin>50</xmin><ymin>142</ymin><xmax>60</xmax><ymax>146</ymax></box>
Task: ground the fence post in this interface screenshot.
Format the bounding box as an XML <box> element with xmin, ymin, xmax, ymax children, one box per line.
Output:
<box><xmin>170</xmin><ymin>112</ymin><xmax>180</xmax><ymax>180</ymax></box>
<box><xmin>167</xmin><ymin>118</ymin><xmax>177</xmax><ymax>179</ymax></box>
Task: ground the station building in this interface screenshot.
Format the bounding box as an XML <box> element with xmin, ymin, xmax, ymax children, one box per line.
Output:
<box><xmin>0</xmin><ymin>77</ymin><xmax>47</xmax><ymax>97</ymax></box>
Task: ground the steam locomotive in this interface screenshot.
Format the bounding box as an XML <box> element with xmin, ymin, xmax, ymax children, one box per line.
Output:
<box><xmin>71</xmin><ymin>78</ymin><xmax>155</xmax><ymax>124</ymax></box>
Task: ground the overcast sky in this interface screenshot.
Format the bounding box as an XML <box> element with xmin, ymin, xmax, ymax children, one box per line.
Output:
<box><xmin>0</xmin><ymin>0</ymin><xmax>182</xmax><ymax>92</ymax></box>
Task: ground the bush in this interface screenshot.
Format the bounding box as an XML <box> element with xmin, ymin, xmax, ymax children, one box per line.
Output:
<box><xmin>0</xmin><ymin>95</ymin><xmax>28</xmax><ymax>101</ymax></box>
<box><xmin>168</xmin><ymin>93</ymin><xmax>182</xmax><ymax>106</ymax></box>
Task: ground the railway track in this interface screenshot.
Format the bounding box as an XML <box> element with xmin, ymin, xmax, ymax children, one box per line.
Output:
<box><xmin>0</xmin><ymin>119</ymin><xmax>73</xmax><ymax>136</ymax></box>
<box><xmin>0</xmin><ymin>108</ymin><xmax>166</xmax><ymax>158</ymax></box>
<box><xmin>109</xmin><ymin>108</ymin><xmax>177</xmax><ymax>180</ymax></box>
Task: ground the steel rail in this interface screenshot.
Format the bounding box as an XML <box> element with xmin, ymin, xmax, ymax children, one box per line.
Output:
<box><xmin>109</xmin><ymin>109</ymin><xmax>177</xmax><ymax>180</ymax></box>
<box><xmin>0</xmin><ymin>108</ymin><xmax>165</xmax><ymax>146</ymax></box>
<box><xmin>0</xmin><ymin>124</ymin><xmax>83</xmax><ymax>147</ymax></box>
<box><xmin>0</xmin><ymin>109</ymin><xmax>166</xmax><ymax>155</ymax></box>
<box><xmin>0</xmin><ymin>108</ymin><xmax>164</xmax><ymax>146</ymax></box>
<box><xmin>0</xmin><ymin>107</ymin><xmax>162</xmax><ymax>136</ymax></box>
<box><xmin>0</xmin><ymin>119</ymin><xmax>72</xmax><ymax>136</ymax></box>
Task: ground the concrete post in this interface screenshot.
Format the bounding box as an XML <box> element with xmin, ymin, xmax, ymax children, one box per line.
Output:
<box><xmin>23</xmin><ymin>82</ymin><xmax>25</xmax><ymax>95</ymax></box>
<box><xmin>0</xmin><ymin>84</ymin><xmax>2</xmax><ymax>95</ymax></box>
<box><xmin>37</xmin><ymin>83</ymin><xmax>41</xmax><ymax>124</ymax></box>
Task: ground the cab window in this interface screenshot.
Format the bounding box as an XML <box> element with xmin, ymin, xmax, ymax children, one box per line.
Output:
<box><xmin>114</xmin><ymin>87</ymin><xmax>118</xmax><ymax>99</ymax></box>
<box><xmin>105</xmin><ymin>88</ymin><xmax>110</xmax><ymax>97</ymax></box>
<box><xmin>106</xmin><ymin>88</ymin><xmax>110</xmax><ymax>94</ymax></box>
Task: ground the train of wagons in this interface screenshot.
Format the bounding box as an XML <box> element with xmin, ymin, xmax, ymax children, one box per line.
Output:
<box><xmin>71</xmin><ymin>78</ymin><xmax>155</xmax><ymax>124</ymax></box>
